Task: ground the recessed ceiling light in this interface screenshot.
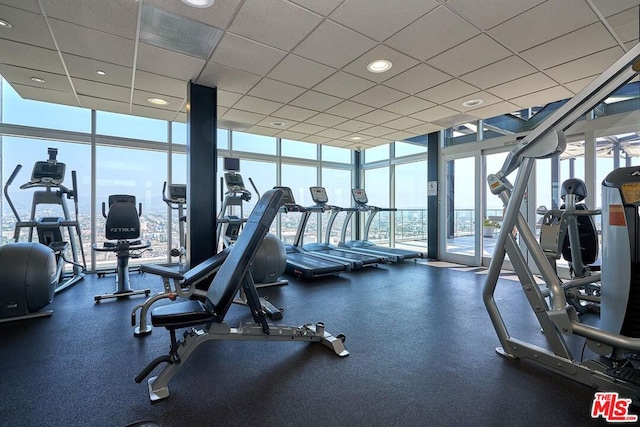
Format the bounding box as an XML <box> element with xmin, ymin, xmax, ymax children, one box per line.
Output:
<box><xmin>462</xmin><ymin>98</ymin><xmax>484</xmax><ymax>107</ymax></box>
<box><xmin>181</xmin><ymin>0</ymin><xmax>215</xmax><ymax>8</ymax></box>
<box><xmin>270</xmin><ymin>121</ymin><xmax>286</xmax><ymax>127</ymax></box>
<box><xmin>148</xmin><ymin>97</ymin><xmax>169</xmax><ymax>105</ymax></box>
<box><xmin>350</xmin><ymin>136</ymin><xmax>362</xmax><ymax>141</ymax></box>
<box><xmin>0</xmin><ymin>19</ymin><xmax>12</xmax><ymax>29</ymax></box>
<box><xmin>31</xmin><ymin>77</ymin><xmax>46</xmax><ymax>83</ymax></box>
<box><xmin>367</xmin><ymin>59</ymin><xmax>393</xmax><ymax>73</ymax></box>
<box><xmin>96</xmin><ymin>70</ymin><xmax>106</xmax><ymax>76</ymax></box>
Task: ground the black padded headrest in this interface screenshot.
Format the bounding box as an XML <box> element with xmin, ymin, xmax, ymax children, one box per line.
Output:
<box><xmin>205</xmin><ymin>188</ymin><xmax>284</xmax><ymax>321</ymax></box>
<box><xmin>106</xmin><ymin>201</ymin><xmax>140</xmax><ymax>240</ymax></box>
<box><xmin>561</xmin><ymin>178</ymin><xmax>588</xmax><ymax>202</ymax></box>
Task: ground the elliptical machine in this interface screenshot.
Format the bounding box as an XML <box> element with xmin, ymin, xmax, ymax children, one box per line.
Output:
<box><xmin>0</xmin><ymin>148</ymin><xmax>86</xmax><ymax>322</ymax></box>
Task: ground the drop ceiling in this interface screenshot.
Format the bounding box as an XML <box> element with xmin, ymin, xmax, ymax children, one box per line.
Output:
<box><xmin>0</xmin><ymin>0</ymin><xmax>637</xmax><ymax>149</ymax></box>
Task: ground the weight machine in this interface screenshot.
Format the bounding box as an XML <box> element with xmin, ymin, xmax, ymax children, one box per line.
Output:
<box><xmin>483</xmin><ymin>43</ymin><xmax>640</xmax><ymax>402</ymax></box>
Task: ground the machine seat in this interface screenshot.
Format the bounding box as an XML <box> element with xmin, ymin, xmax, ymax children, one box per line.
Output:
<box><xmin>150</xmin><ymin>299</ymin><xmax>213</xmax><ymax>329</ymax></box>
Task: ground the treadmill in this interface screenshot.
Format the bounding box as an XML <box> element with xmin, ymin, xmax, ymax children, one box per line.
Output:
<box><xmin>339</xmin><ymin>188</ymin><xmax>424</xmax><ymax>262</ymax></box>
<box><xmin>303</xmin><ymin>187</ymin><xmax>388</xmax><ymax>268</ymax></box>
<box><xmin>275</xmin><ymin>186</ymin><xmax>349</xmax><ymax>280</ymax></box>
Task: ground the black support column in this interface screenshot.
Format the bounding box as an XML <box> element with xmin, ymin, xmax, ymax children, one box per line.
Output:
<box><xmin>427</xmin><ymin>132</ymin><xmax>439</xmax><ymax>260</ymax></box>
<box><xmin>186</xmin><ymin>81</ymin><xmax>217</xmax><ymax>268</ymax></box>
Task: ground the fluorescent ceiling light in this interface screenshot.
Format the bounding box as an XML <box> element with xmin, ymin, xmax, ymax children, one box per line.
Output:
<box><xmin>367</xmin><ymin>60</ymin><xmax>392</xmax><ymax>73</ymax></box>
<box><xmin>96</xmin><ymin>70</ymin><xmax>106</xmax><ymax>76</ymax></box>
<box><xmin>350</xmin><ymin>136</ymin><xmax>362</xmax><ymax>141</ymax></box>
<box><xmin>148</xmin><ymin>97</ymin><xmax>168</xmax><ymax>105</ymax></box>
<box><xmin>270</xmin><ymin>121</ymin><xmax>286</xmax><ymax>127</ymax></box>
<box><xmin>181</xmin><ymin>0</ymin><xmax>215</xmax><ymax>8</ymax></box>
<box><xmin>31</xmin><ymin>77</ymin><xmax>46</xmax><ymax>83</ymax></box>
<box><xmin>462</xmin><ymin>98</ymin><xmax>484</xmax><ymax>107</ymax></box>
<box><xmin>0</xmin><ymin>19</ymin><xmax>12</xmax><ymax>29</ymax></box>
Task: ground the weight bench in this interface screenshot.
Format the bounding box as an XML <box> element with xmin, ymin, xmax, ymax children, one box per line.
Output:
<box><xmin>135</xmin><ymin>189</ymin><xmax>348</xmax><ymax>401</ymax></box>
<box><xmin>131</xmin><ymin>247</ymin><xmax>231</xmax><ymax>336</ymax></box>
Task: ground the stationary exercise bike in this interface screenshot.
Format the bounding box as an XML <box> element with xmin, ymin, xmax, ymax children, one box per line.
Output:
<box><xmin>0</xmin><ymin>148</ymin><xmax>86</xmax><ymax>322</ymax></box>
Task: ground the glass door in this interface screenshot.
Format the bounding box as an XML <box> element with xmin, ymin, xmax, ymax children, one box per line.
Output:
<box><xmin>441</xmin><ymin>154</ymin><xmax>480</xmax><ymax>265</ymax></box>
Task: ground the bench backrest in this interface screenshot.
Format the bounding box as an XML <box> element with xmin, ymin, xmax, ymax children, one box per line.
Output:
<box><xmin>205</xmin><ymin>188</ymin><xmax>283</xmax><ymax>321</ymax></box>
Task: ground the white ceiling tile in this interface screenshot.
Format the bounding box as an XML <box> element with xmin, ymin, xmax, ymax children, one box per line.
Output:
<box><xmin>383</xmin><ymin>116</ymin><xmax>425</xmax><ymax>131</ymax></box>
<box><xmin>305</xmin><ymin>112</ymin><xmax>348</xmax><ymax>127</ymax></box>
<box><xmin>293</xmin><ymin>20</ymin><xmax>377</xmax><ymax>68</ymax></box>
<box><xmin>381</xmin><ymin>96</ymin><xmax>436</xmax><ymax>115</ymax></box>
<box><xmin>386</xmin><ymin>6</ymin><xmax>480</xmax><ymax>60</ymax></box>
<box><xmin>276</xmin><ymin>130</ymin><xmax>310</xmax><ymax>141</ymax></box>
<box><xmin>486</xmin><ymin>73</ymin><xmax>557</xmax><ymax>100</ymax></box>
<box><xmin>416</xmin><ymin>79</ymin><xmax>478</xmax><ymax>104</ymax></box>
<box><xmin>316</xmin><ymin>128</ymin><xmax>351</xmax><ymax>139</ymax></box>
<box><xmin>405</xmin><ymin>122</ymin><xmax>444</xmax><ymax>135</ymax></box>
<box><xmin>248</xmin><ymin>78</ymin><xmax>306</xmax><ymax>103</ymax></box>
<box><xmin>356</xmin><ymin>109</ymin><xmax>401</xmax><ymax>125</ymax></box>
<box><xmin>359</xmin><ymin>126</ymin><xmax>396</xmax><ymax>137</ymax></box>
<box><xmin>131</xmin><ymin>103</ymin><xmax>181</xmax><ymax>121</ymax></box>
<box><xmin>427</xmin><ymin>34</ymin><xmax>512</xmax><ymax>77</ymax></box>
<box><xmin>468</xmin><ymin>101</ymin><xmax>520</xmax><ymax>119</ymax></box>
<box><xmin>233</xmin><ymin>95</ymin><xmax>282</xmax><ymax>115</ymax></box>
<box><xmin>446</xmin><ymin>0</ymin><xmax>546</xmax><ymax>30</ymax></box>
<box><xmin>286</xmin><ymin>122</ymin><xmax>326</xmax><ymax>135</ymax></box>
<box><xmin>383</xmin><ymin>130</ymin><xmax>417</xmax><ymax>141</ymax></box>
<box><xmin>409</xmin><ymin>105</ymin><xmax>460</xmax><ymax>122</ymax></box>
<box><xmin>138</xmin><ymin>43</ymin><xmax>206</xmax><ymax>81</ymax></box>
<box><xmin>589</xmin><ymin>0</ymin><xmax>640</xmax><ymax>17</ymax></box>
<box><xmin>268</xmin><ymin>55</ymin><xmax>336</xmax><ymax>88</ymax></box>
<box><xmin>287</xmin><ymin>0</ymin><xmax>343</xmax><ymax>16</ymax></box>
<box><xmin>330</xmin><ymin>0</ymin><xmax>438</xmax><ymax>41</ymax></box>
<box><xmin>300</xmin><ymin>135</ymin><xmax>332</xmax><ymax>144</ymax></box>
<box><xmin>290</xmin><ymin>90</ymin><xmax>342</xmax><ymax>111</ymax></box>
<box><xmin>0</xmin><ymin>0</ymin><xmax>40</xmax><ymax>13</ymax></box>
<box><xmin>606</xmin><ymin>7</ymin><xmax>640</xmax><ymax>44</ymax></box>
<box><xmin>459</xmin><ymin>56</ymin><xmax>536</xmax><ymax>89</ymax></box>
<box><xmin>48</xmin><ymin>18</ymin><xmax>135</xmax><ymax>67</ymax></box>
<box><xmin>244</xmin><ymin>125</ymin><xmax>281</xmax><ymax>137</ymax></box>
<box><xmin>383</xmin><ymin>64</ymin><xmax>451</xmax><ymax>95</ymax></box>
<box><xmin>544</xmin><ymin>46</ymin><xmax>626</xmax><ymax>84</ymax></box>
<box><xmin>221</xmin><ymin>108</ymin><xmax>266</xmax><ymax>125</ymax></box>
<box><xmin>488</xmin><ymin>0</ymin><xmax>599</xmax><ymax>53</ymax></box>
<box><xmin>0</xmin><ymin>39</ymin><xmax>65</xmax><ymax>74</ymax></box>
<box><xmin>42</xmin><ymin>0</ymin><xmax>138</xmax><ymax>40</ymax></box>
<box><xmin>0</xmin><ymin>64</ymin><xmax>71</xmax><ymax>93</ymax></box>
<box><xmin>520</xmin><ymin>23</ymin><xmax>618</xmax><ymax>70</ymax></box>
<box><xmin>198</xmin><ymin>63</ymin><xmax>261</xmax><ymax>94</ymax></box>
<box><xmin>229</xmin><ymin>0</ymin><xmax>322</xmax><ymax>51</ymax></box>
<box><xmin>73</xmin><ymin>78</ymin><xmax>130</xmax><ymax>103</ymax></box>
<box><xmin>563</xmin><ymin>75</ymin><xmax>599</xmax><ymax>95</ymax></box>
<box><xmin>135</xmin><ymin>70</ymin><xmax>186</xmax><ymax>99</ymax></box>
<box><xmin>218</xmin><ymin>90</ymin><xmax>243</xmax><ymax>107</ymax></box>
<box><xmin>325</xmin><ymin>100</ymin><xmax>374</xmax><ymax>118</ymax></box>
<box><xmin>272</xmin><ymin>105</ymin><xmax>318</xmax><ymax>121</ymax></box>
<box><xmin>62</xmin><ymin>53</ymin><xmax>132</xmax><ymax>89</ymax></box>
<box><xmin>313</xmin><ymin>71</ymin><xmax>376</xmax><ymax>98</ymax></box>
<box><xmin>333</xmin><ymin>120</ymin><xmax>373</xmax><ymax>132</ymax></box>
<box><xmin>77</xmin><ymin>94</ymin><xmax>129</xmax><ymax>113</ymax></box>
<box><xmin>211</xmin><ymin>33</ymin><xmax>287</xmax><ymax>76</ymax></box>
<box><xmin>351</xmin><ymin>85</ymin><xmax>407</xmax><ymax>108</ymax></box>
<box><xmin>510</xmin><ymin>86</ymin><xmax>574</xmax><ymax>109</ymax></box>
<box><xmin>342</xmin><ymin>45</ymin><xmax>420</xmax><ymax>83</ymax></box>
<box><xmin>0</xmin><ymin>4</ymin><xmax>55</xmax><ymax>49</ymax></box>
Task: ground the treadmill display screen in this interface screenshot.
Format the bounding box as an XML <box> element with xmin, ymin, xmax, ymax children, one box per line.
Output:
<box><xmin>352</xmin><ymin>188</ymin><xmax>368</xmax><ymax>204</ymax></box>
<box><xmin>310</xmin><ymin>187</ymin><xmax>328</xmax><ymax>203</ymax></box>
